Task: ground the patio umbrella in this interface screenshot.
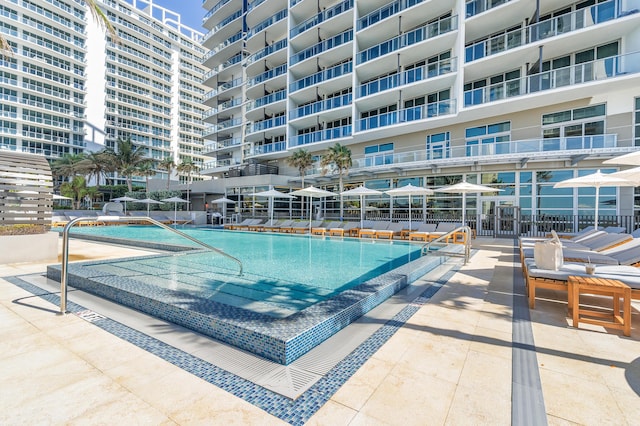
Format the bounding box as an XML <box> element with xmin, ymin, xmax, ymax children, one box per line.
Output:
<box><xmin>211</xmin><ymin>197</ymin><xmax>236</xmax><ymax>223</ymax></box>
<box><xmin>610</xmin><ymin>166</ymin><xmax>640</xmax><ymax>185</ymax></box>
<box><xmin>340</xmin><ymin>186</ymin><xmax>383</xmax><ymax>228</ymax></box>
<box><xmin>435</xmin><ymin>181</ymin><xmax>502</xmax><ymax>226</ymax></box>
<box><xmin>251</xmin><ymin>189</ymin><xmax>295</xmax><ymax>223</ymax></box>
<box><xmin>385</xmin><ymin>183</ymin><xmax>434</xmax><ymax>231</ymax></box>
<box><xmin>603</xmin><ymin>150</ymin><xmax>640</xmax><ymax>166</ymax></box>
<box><xmin>161</xmin><ymin>196</ymin><xmax>190</xmax><ymax>224</ymax></box>
<box><xmin>290</xmin><ymin>186</ymin><xmax>336</xmax><ymax>231</ymax></box>
<box><xmin>553</xmin><ymin>170</ymin><xmax>635</xmax><ymax>229</ymax></box>
<box><xmin>136</xmin><ymin>198</ymin><xmax>164</xmax><ymax>216</ymax></box>
<box><xmin>52</xmin><ymin>193</ymin><xmax>72</xmax><ymax>200</ymax></box>
<box><xmin>111</xmin><ymin>196</ymin><xmax>137</xmax><ymax>214</ymax></box>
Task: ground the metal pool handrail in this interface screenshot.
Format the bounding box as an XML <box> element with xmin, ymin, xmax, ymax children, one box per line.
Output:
<box><xmin>59</xmin><ymin>216</ymin><xmax>243</xmax><ymax>314</ymax></box>
<box><xmin>421</xmin><ymin>225</ymin><xmax>472</xmax><ymax>264</ymax></box>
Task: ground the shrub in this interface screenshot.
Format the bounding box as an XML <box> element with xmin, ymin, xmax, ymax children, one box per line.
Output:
<box><xmin>0</xmin><ymin>224</ymin><xmax>50</xmax><ymax>236</ymax></box>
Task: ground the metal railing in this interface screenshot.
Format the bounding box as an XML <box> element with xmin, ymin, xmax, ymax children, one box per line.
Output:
<box><xmin>59</xmin><ymin>216</ymin><xmax>243</xmax><ymax>314</ymax></box>
<box><xmin>421</xmin><ymin>226</ymin><xmax>472</xmax><ymax>264</ymax></box>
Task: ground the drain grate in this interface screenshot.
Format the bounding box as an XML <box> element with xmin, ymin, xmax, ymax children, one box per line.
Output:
<box><xmin>75</xmin><ymin>309</ymin><xmax>106</xmax><ymax>323</ymax></box>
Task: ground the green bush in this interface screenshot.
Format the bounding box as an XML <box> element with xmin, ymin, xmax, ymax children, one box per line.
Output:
<box><xmin>0</xmin><ymin>224</ymin><xmax>49</xmax><ymax>236</ymax></box>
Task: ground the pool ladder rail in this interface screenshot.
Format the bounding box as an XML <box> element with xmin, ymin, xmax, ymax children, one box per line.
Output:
<box><xmin>421</xmin><ymin>226</ymin><xmax>472</xmax><ymax>265</ymax></box>
<box><xmin>58</xmin><ymin>215</ymin><xmax>243</xmax><ymax>314</ymax></box>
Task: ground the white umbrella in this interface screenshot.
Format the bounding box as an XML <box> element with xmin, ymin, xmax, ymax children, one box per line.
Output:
<box><xmin>290</xmin><ymin>186</ymin><xmax>336</xmax><ymax>231</ymax></box>
<box><xmin>385</xmin><ymin>183</ymin><xmax>434</xmax><ymax>230</ymax></box>
<box><xmin>111</xmin><ymin>196</ymin><xmax>138</xmax><ymax>214</ymax></box>
<box><xmin>553</xmin><ymin>170</ymin><xmax>635</xmax><ymax>229</ymax></box>
<box><xmin>251</xmin><ymin>189</ymin><xmax>295</xmax><ymax>223</ymax></box>
<box><xmin>211</xmin><ymin>197</ymin><xmax>236</xmax><ymax>223</ymax></box>
<box><xmin>435</xmin><ymin>181</ymin><xmax>502</xmax><ymax>226</ymax></box>
<box><xmin>161</xmin><ymin>196</ymin><xmax>190</xmax><ymax>224</ymax></box>
<box><xmin>340</xmin><ymin>186</ymin><xmax>383</xmax><ymax>228</ymax></box>
<box><xmin>603</xmin><ymin>150</ymin><xmax>640</xmax><ymax>166</ymax></box>
<box><xmin>610</xmin><ymin>166</ymin><xmax>640</xmax><ymax>184</ymax></box>
<box><xmin>136</xmin><ymin>198</ymin><xmax>164</xmax><ymax>216</ymax></box>
<box><xmin>52</xmin><ymin>193</ymin><xmax>72</xmax><ymax>200</ymax></box>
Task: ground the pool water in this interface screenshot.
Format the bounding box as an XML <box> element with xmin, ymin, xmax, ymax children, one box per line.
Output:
<box><xmin>65</xmin><ymin>226</ymin><xmax>421</xmax><ymax>316</ymax></box>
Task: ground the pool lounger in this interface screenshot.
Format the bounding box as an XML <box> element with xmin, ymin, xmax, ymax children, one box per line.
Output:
<box><xmin>523</xmin><ymin>258</ymin><xmax>640</xmax><ymax>309</ymax></box>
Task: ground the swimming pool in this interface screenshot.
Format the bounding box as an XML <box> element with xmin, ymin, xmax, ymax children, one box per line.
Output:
<box><xmin>48</xmin><ymin>226</ymin><xmax>450</xmax><ymax>364</ymax></box>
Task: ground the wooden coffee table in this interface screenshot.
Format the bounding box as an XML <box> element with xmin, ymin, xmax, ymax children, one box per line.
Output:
<box><xmin>567</xmin><ymin>275</ymin><xmax>631</xmax><ymax>336</ymax></box>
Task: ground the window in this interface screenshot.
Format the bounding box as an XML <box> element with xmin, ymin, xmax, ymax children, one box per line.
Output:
<box><xmin>364</xmin><ymin>142</ymin><xmax>394</xmax><ymax>166</ymax></box>
<box><xmin>465</xmin><ymin>122</ymin><xmax>511</xmax><ymax>156</ymax></box>
<box><xmin>464</xmin><ymin>70</ymin><xmax>520</xmax><ymax>106</ymax></box>
<box><xmin>426</xmin><ymin>132</ymin><xmax>450</xmax><ymax>160</ymax></box>
<box><xmin>542</xmin><ymin>104</ymin><xmax>606</xmax><ymax>150</ymax></box>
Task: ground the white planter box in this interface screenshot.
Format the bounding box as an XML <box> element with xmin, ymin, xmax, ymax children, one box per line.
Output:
<box><xmin>0</xmin><ymin>232</ymin><xmax>59</xmax><ymax>264</ymax></box>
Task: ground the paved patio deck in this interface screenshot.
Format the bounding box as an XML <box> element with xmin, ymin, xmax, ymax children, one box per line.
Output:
<box><xmin>0</xmin><ymin>237</ymin><xmax>638</xmax><ymax>425</ymax></box>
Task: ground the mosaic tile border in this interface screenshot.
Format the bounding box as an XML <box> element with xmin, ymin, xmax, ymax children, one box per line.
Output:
<box><xmin>6</xmin><ymin>266</ymin><xmax>457</xmax><ymax>425</ymax></box>
<box><xmin>47</xmin><ymin>248</ymin><xmax>447</xmax><ymax>364</ymax></box>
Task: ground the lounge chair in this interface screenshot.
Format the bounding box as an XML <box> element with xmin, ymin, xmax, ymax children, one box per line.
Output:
<box><xmin>521</xmin><ymin>238</ymin><xmax>640</xmax><ymax>269</ymax></box>
<box><xmin>524</xmin><ymin>258</ymin><xmax>640</xmax><ymax>309</ymax></box>
<box><xmin>224</xmin><ymin>218</ymin><xmax>252</xmax><ymax>230</ymax></box>
<box><xmin>426</xmin><ymin>222</ymin><xmax>463</xmax><ymax>242</ymax></box>
<box><xmin>359</xmin><ymin>221</ymin><xmax>388</xmax><ymax>239</ymax></box>
<box><xmin>262</xmin><ymin>219</ymin><xmax>294</xmax><ymax>232</ymax></box>
<box><xmin>408</xmin><ymin>223</ymin><xmax>437</xmax><ymax>241</ymax></box>
<box><xmin>375</xmin><ymin>222</ymin><xmax>405</xmax><ymax>239</ymax></box>
<box><xmin>311</xmin><ymin>221</ymin><xmax>342</xmax><ymax>236</ymax></box>
<box><xmin>249</xmin><ymin>219</ymin><xmax>277</xmax><ymax>231</ymax></box>
<box><xmin>522</xmin><ymin>233</ymin><xmax>633</xmax><ymax>253</ymax></box>
<box><xmin>290</xmin><ymin>220</ymin><xmax>323</xmax><ymax>234</ymax></box>
<box><xmin>326</xmin><ymin>222</ymin><xmax>357</xmax><ymax>237</ymax></box>
<box><xmin>236</xmin><ymin>218</ymin><xmax>263</xmax><ymax>231</ymax></box>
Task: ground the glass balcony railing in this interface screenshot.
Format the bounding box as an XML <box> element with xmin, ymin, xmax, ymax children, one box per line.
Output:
<box><xmin>207</xmin><ymin>31</ymin><xmax>243</xmax><ymax>57</ymax></box>
<box><xmin>289</xmin><ymin>61</ymin><xmax>352</xmax><ymax>93</ymax></box>
<box><xmin>358</xmin><ymin>16</ymin><xmax>457</xmax><ymax>64</ymax></box>
<box><xmin>203</xmin><ymin>53</ymin><xmax>243</xmax><ymax>79</ymax></box>
<box><xmin>359</xmin><ymin>57</ymin><xmax>456</xmax><ymax>97</ymax></box>
<box><xmin>348</xmin><ymin>134</ymin><xmax>619</xmax><ymax>170</ymax></box>
<box><xmin>358</xmin><ymin>0</ymin><xmax>424</xmax><ymax>30</ymax></box>
<box><xmin>290</xmin><ymin>124</ymin><xmax>352</xmax><ymax>147</ymax></box>
<box><xmin>358</xmin><ymin>100</ymin><xmax>455</xmax><ymax>131</ymax></box>
<box><xmin>246</xmin><ymin>39</ymin><xmax>287</xmax><ymax>65</ymax></box>
<box><xmin>464</xmin><ymin>50</ymin><xmax>640</xmax><ymax>106</ymax></box>
<box><xmin>205</xmin><ymin>137</ymin><xmax>242</xmax><ymax>152</ymax></box>
<box><xmin>247</xmin><ymin>10</ymin><xmax>287</xmax><ymax>39</ymax></box>
<box><xmin>202</xmin><ymin>0</ymin><xmax>233</xmax><ymax>24</ymax></box>
<box><xmin>247</xmin><ymin>115</ymin><xmax>286</xmax><ymax>133</ymax></box>
<box><xmin>202</xmin><ymin>9</ymin><xmax>242</xmax><ymax>43</ymax></box>
<box><xmin>290</xmin><ymin>30</ymin><xmax>353</xmax><ymax>65</ymax></box>
<box><xmin>247</xmin><ymin>89</ymin><xmax>286</xmax><ymax>111</ymax></box>
<box><xmin>290</xmin><ymin>93</ymin><xmax>352</xmax><ymax>120</ymax></box>
<box><xmin>465</xmin><ymin>0</ymin><xmax>636</xmax><ymax>62</ymax></box>
<box><xmin>250</xmin><ymin>141</ymin><xmax>287</xmax><ymax>155</ymax></box>
<box><xmin>465</xmin><ymin>0</ymin><xmax>511</xmax><ymax>18</ymax></box>
<box><xmin>290</xmin><ymin>0</ymin><xmax>353</xmax><ymax>38</ymax></box>
<box><xmin>248</xmin><ymin>63</ymin><xmax>287</xmax><ymax>88</ymax></box>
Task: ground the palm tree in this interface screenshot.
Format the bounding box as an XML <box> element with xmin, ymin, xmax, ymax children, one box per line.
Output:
<box><xmin>134</xmin><ymin>160</ymin><xmax>157</xmax><ymax>194</ymax></box>
<box><xmin>1</xmin><ymin>1</ymin><xmax>118</xmax><ymax>59</ymax></box>
<box><xmin>286</xmin><ymin>149</ymin><xmax>314</xmax><ymax>188</ymax></box>
<box><xmin>60</xmin><ymin>175</ymin><xmax>88</xmax><ymax>209</ymax></box>
<box><xmin>177</xmin><ymin>159</ymin><xmax>198</xmax><ymax>210</ymax></box>
<box><xmin>157</xmin><ymin>157</ymin><xmax>175</xmax><ymax>190</ymax></box>
<box><xmin>104</xmin><ymin>138</ymin><xmax>150</xmax><ymax>192</ymax></box>
<box><xmin>76</xmin><ymin>151</ymin><xmax>114</xmax><ymax>187</ymax></box>
<box><xmin>320</xmin><ymin>143</ymin><xmax>352</xmax><ymax>218</ymax></box>
<box><xmin>51</xmin><ymin>153</ymin><xmax>87</xmax><ymax>184</ymax></box>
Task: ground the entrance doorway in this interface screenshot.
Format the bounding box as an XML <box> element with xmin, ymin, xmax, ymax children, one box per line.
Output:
<box><xmin>479</xmin><ymin>198</ymin><xmax>520</xmax><ymax>237</ymax></box>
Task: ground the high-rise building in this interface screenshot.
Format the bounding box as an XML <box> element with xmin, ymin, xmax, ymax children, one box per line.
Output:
<box><xmin>200</xmin><ymin>0</ymin><xmax>640</xmax><ymax>232</ymax></box>
<box><xmin>1</xmin><ymin>0</ymin><xmax>207</xmax><ymax>187</ymax></box>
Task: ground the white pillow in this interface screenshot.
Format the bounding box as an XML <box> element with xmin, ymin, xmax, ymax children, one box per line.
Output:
<box><xmin>534</xmin><ymin>239</ymin><xmax>563</xmax><ymax>271</ymax></box>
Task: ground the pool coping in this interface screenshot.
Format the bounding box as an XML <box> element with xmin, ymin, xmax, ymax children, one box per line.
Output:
<box><xmin>47</xmin><ymin>235</ymin><xmax>456</xmax><ymax>364</ymax></box>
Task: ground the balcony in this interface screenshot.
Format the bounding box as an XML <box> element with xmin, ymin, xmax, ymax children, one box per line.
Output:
<box><xmin>464</xmin><ymin>50</ymin><xmax>640</xmax><ymax>106</ymax></box>
<box><xmin>247</xmin><ymin>9</ymin><xmax>287</xmax><ymax>39</ymax></box>
<box><xmin>465</xmin><ymin>0</ymin><xmax>512</xmax><ymax>18</ymax></box>
<box><xmin>290</xmin><ymin>0</ymin><xmax>353</xmax><ymax>38</ymax></box>
<box><xmin>358</xmin><ymin>16</ymin><xmax>458</xmax><ymax>64</ymax></box>
<box><xmin>246</xmin><ymin>39</ymin><xmax>288</xmax><ymax>65</ymax></box>
<box><xmin>290</xmin><ymin>30</ymin><xmax>353</xmax><ymax>65</ymax></box>
<box><xmin>358</xmin><ymin>100</ymin><xmax>455</xmax><ymax>131</ymax></box>
<box><xmin>345</xmin><ymin>134</ymin><xmax>620</xmax><ymax>173</ymax></box>
<box><xmin>247</xmin><ymin>89</ymin><xmax>287</xmax><ymax>111</ymax></box>
<box><xmin>247</xmin><ymin>64</ymin><xmax>287</xmax><ymax>88</ymax></box>
<box><xmin>247</xmin><ymin>115</ymin><xmax>286</xmax><ymax>134</ymax></box>
<box><xmin>290</xmin><ymin>93</ymin><xmax>352</xmax><ymax>120</ymax></box>
<box><xmin>359</xmin><ymin>57</ymin><xmax>456</xmax><ymax>98</ymax></box>
<box><xmin>248</xmin><ymin>141</ymin><xmax>287</xmax><ymax>156</ymax></box>
<box><xmin>358</xmin><ymin>0</ymin><xmax>424</xmax><ymax>31</ymax></box>
<box><xmin>204</xmin><ymin>137</ymin><xmax>242</xmax><ymax>154</ymax></box>
<box><xmin>465</xmin><ymin>0</ymin><xmax>637</xmax><ymax>62</ymax></box>
<box><xmin>290</xmin><ymin>124</ymin><xmax>352</xmax><ymax>147</ymax></box>
<box><xmin>289</xmin><ymin>61</ymin><xmax>352</xmax><ymax>93</ymax></box>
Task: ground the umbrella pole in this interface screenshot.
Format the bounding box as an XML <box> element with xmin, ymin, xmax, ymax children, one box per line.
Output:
<box><xmin>360</xmin><ymin>195</ymin><xmax>364</xmax><ymax>228</ymax></box>
<box><xmin>462</xmin><ymin>192</ymin><xmax>466</xmax><ymax>226</ymax></box>
<box><xmin>594</xmin><ymin>187</ymin><xmax>599</xmax><ymax>230</ymax></box>
<box><xmin>408</xmin><ymin>195</ymin><xmax>412</xmax><ymax>231</ymax></box>
<box><xmin>308</xmin><ymin>197</ymin><xmax>312</xmax><ymax>232</ymax></box>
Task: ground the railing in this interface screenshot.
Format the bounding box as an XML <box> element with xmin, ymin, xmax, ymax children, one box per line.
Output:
<box><xmin>465</xmin><ymin>0</ymin><xmax>637</xmax><ymax>62</ymax></box>
<box><xmin>465</xmin><ymin>0</ymin><xmax>511</xmax><ymax>18</ymax></box>
<box><xmin>248</xmin><ymin>63</ymin><xmax>287</xmax><ymax>88</ymax></box>
<box><xmin>250</xmin><ymin>141</ymin><xmax>287</xmax><ymax>155</ymax></box>
<box><xmin>247</xmin><ymin>9</ymin><xmax>287</xmax><ymax>38</ymax></box>
<box><xmin>290</xmin><ymin>124</ymin><xmax>352</xmax><ymax>147</ymax></box>
<box><xmin>247</xmin><ymin>115</ymin><xmax>286</xmax><ymax>133</ymax></box>
<box><xmin>290</xmin><ymin>0</ymin><xmax>353</xmax><ymax>38</ymax></box>
<box><xmin>422</xmin><ymin>226</ymin><xmax>472</xmax><ymax>264</ymax></box>
<box><xmin>465</xmin><ymin>51</ymin><xmax>640</xmax><ymax>106</ymax></box>
<box><xmin>246</xmin><ymin>39</ymin><xmax>288</xmax><ymax>65</ymax></box>
<box><xmin>359</xmin><ymin>0</ymin><xmax>425</xmax><ymax>30</ymax></box>
<box><xmin>359</xmin><ymin>57</ymin><xmax>456</xmax><ymax>97</ymax></box>
<box><xmin>358</xmin><ymin>100</ymin><xmax>455</xmax><ymax>131</ymax></box>
<box><xmin>59</xmin><ymin>216</ymin><xmax>243</xmax><ymax>313</ymax></box>
<box><xmin>247</xmin><ymin>89</ymin><xmax>286</xmax><ymax>111</ymax></box>
<box><xmin>358</xmin><ymin>16</ymin><xmax>457</xmax><ymax>64</ymax></box>
<box><xmin>290</xmin><ymin>93</ymin><xmax>352</xmax><ymax>120</ymax></box>
<box><xmin>290</xmin><ymin>30</ymin><xmax>353</xmax><ymax>65</ymax></box>
<box><xmin>289</xmin><ymin>61</ymin><xmax>352</xmax><ymax>92</ymax></box>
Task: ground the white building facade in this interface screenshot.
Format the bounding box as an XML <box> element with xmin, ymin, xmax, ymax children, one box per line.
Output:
<box><xmin>1</xmin><ymin>0</ymin><xmax>208</xmax><ymax>187</ymax></box>
<box><xmin>200</xmin><ymin>0</ymin><xmax>640</xmax><ymax>235</ymax></box>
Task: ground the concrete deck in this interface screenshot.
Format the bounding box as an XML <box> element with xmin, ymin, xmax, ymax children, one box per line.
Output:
<box><xmin>1</xmin><ymin>238</ymin><xmax>638</xmax><ymax>424</ymax></box>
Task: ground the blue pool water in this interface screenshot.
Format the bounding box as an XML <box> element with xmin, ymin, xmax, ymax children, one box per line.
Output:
<box><xmin>65</xmin><ymin>226</ymin><xmax>421</xmax><ymax>315</ymax></box>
